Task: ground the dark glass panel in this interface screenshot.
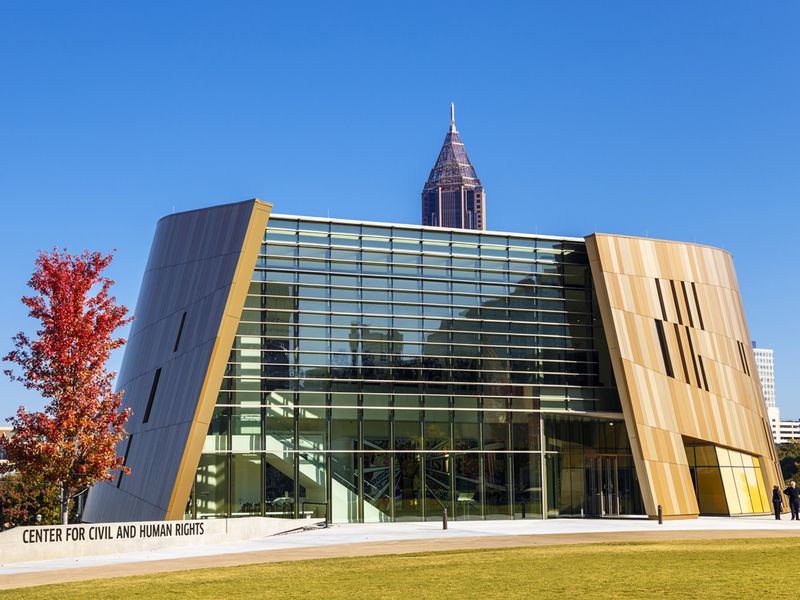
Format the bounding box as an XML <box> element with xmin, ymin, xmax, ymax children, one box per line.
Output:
<box><xmin>454</xmin><ymin>453</ymin><xmax>481</xmax><ymax>520</ymax></box>
<box><xmin>394</xmin><ymin>407</ymin><xmax>421</xmax><ymax>451</ymax></box>
<box><xmin>512</xmin><ymin>411</ymin><xmax>540</xmax><ymax>451</ymax></box>
<box><xmin>483</xmin><ymin>453</ymin><xmax>511</xmax><ymax>518</ymax></box>
<box><xmin>363</xmin><ymin>408</ymin><xmax>391</xmax><ymax>451</ymax></box>
<box><xmin>545</xmin><ymin>453</ymin><xmax>561</xmax><ymax>518</ymax></box>
<box><xmin>483</xmin><ymin>411</ymin><xmax>509</xmax><ymax>451</ymax></box>
<box><xmin>424</xmin><ymin>452</ymin><xmax>452</xmax><ymax>520</ymax></box>
<box><xmin>394</xmin><ymin>452</ymin><xmax>422</xmax><ymax>521</ymax></box>
<box><xmin>513</xmin><ymin>453</ymin><xmax>542</xmax><ymax>519</ymax></box>
<box><xmin>453</xmin><ymin>407</ymin><xmax>479</xmax><ymax>451</ymax></box>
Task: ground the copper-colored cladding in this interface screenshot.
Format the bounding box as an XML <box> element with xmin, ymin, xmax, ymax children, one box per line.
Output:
<box><xmin>585</xmin><ymin>234</ymin><xmax>782</xmax><ymax>519</ymax></box>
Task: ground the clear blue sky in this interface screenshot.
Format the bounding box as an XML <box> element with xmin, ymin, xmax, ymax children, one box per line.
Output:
<box><xmin>1</xmin><ymin>2</ymin><xmax>798</xmax><ymax>420</ymax></box>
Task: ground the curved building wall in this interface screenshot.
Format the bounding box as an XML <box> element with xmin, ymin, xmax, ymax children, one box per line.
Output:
<box><xmin>84</xmin><ymin>199</ymin><xmax>271</xmax><ymax>522</ymax></box>
<box><xmin>586</xmin><ymin>233</ymin><xmax>782</xmax><ymax>519</ymax></box>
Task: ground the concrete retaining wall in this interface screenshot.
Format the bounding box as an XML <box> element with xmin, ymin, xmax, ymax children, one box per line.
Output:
<box><xmin>0</xmin><ymin>517</ymin><xmax>322</xmax><ymax>565</ymax></box>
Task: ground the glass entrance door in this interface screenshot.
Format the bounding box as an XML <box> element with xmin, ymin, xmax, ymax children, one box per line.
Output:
<box><xmin>585</xmin><ymin>455</ymin><xmax>620</xmax><ymax>517</ymax></box>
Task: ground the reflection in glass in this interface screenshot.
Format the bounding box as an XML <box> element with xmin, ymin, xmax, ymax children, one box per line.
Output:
<box><xmin>265</xmin><ymin>455</ymin><xmax>295</xmax><ymax>518</ymax></box>
<box><xmin>483</xmin><ymin>453</ymin><xmax>511</xmax><ymax>518</ymax></box>
<box><xmin>196</xmin><ymin>454</ymin><xmax>227</xmax><ymax>518</ymax></box>
<box><xmin>424</xmin><ymin>452</ymin><xmax>451</xmax><ymax>519</ymax></box>
<box><xmin>231</xmin><ymin>454</ymin><xmax>261</xmax><ymax>516</ymax></box>
<box><xmin>196</xmin><ymin>220</ymin><xmax>642</xmax><ymax>524</ymax></box>
<box><xmin>513</xmin><ymin>454</ymin><xmax>542</xmax><ymax>519</ymax></box>
<box><xmin>394</xmin><ymin>452</ymin><xmax>421</xmax><ymax>520</ymax></box>
<box><xmin>455</xmin><ymin>453</ymin><xmax>481</xmax><ymax>520</ymax></box>
<box><xmin>331</xmin><ymin>452</ymin><xmax>359</xmax><ymax>523</ymax></box>
<box><xmin>232</xmin><ymin>408</ymin><xmax>261</xmax><ymax>452</ymax></box>
<box><xmin>299</xmin><ymin>452</ymin><xmax>326</xmax><ymax>519</ymax></box>
<box><xmin>362</xmin><ymin>453</ymin><xmax>392</xmax><ymax>522</ymax></box>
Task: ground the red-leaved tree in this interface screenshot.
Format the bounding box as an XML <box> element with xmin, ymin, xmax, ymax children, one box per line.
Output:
<box><xmin>1</xmin><ymin>249</ymin><xmax>133</xmax><ymax>524</ymax></box>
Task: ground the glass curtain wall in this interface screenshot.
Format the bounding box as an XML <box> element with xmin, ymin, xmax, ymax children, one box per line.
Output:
<box><xmin>189</xmin><ymin>217</ymin><xmax>635</xmax><ymax>522</ymax></box>
<box><xmin>686</xmin><ymin>445</ymin><xmax>770</xmax><ymax>515</ymax></box>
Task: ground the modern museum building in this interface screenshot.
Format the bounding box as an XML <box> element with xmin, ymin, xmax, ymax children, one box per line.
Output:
<box><xmin>84</xmin><ymin>199</ymin><xmax>782</xmax><ymax>524</ymax></box>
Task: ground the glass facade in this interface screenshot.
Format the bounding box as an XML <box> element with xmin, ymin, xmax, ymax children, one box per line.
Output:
<box><xmin>187</xmin><ymin>217</ymin><xmax>646</xmax><ymax>522</ymax></box>
<box><xmin>686</xmin><ymin>445</ymin><xmax>771</xmax><ymax>515</ymax></box>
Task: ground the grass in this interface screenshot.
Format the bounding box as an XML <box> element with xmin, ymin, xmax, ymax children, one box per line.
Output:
<box><xmin>3</xmin><ymin>537</ymin><xmax>796</xmax><ymax>599</ymax></box>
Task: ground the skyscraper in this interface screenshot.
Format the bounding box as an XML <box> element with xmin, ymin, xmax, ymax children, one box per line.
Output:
<box><xmin>753</xmin><ymin>343</ymin><xmax>780</xmax><ymax>441</ymax></box>
<box><xmin>421</xmin><ymin>103</ymin><xmax>486</xmax><ymax>229</ymax></box>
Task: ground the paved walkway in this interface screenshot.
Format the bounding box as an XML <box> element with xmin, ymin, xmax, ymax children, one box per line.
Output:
<box><xmin>3</xmin><ymin>516</ymin><xmax>800</xmax><ymax>590</ymax></box>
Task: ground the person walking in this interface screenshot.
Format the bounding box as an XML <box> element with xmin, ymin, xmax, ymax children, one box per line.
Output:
<box><xmin>784</xmin><ymin>481</ymin><xmax>800</xmax><ymax>520</ymax></box>
<box><xmin>773</xmin><ymin>485</ymin><xmax>783</xmax><ymax>520</ymax></box>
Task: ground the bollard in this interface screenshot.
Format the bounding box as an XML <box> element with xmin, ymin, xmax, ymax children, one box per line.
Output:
<box><xmin>443</xmin><ymin>507</ymin><xmax>448</xmax><ymax>530</ymax></box>
<box><xmin>657</xmin><ymin>504</ymin><xmax>663</xmax><ymax>525</ymax></box>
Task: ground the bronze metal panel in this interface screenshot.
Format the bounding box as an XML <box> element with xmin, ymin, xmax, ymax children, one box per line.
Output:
<box><xmin>586</xmin><ymin>234</ymin><xmax>782</xmax><ymax>519</ymax></box>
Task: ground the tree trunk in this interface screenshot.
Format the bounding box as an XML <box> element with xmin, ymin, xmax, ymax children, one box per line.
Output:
<box><xmin>61</xmin><ymin>484</ymin><xmax>69</xmax><ymax>525</ymax></box>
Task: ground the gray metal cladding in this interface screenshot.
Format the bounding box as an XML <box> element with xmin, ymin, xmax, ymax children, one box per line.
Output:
<box><xmin>84</xmin><ymin>200</ymin><xmax>260</xmax><ymax>522</ymax></box>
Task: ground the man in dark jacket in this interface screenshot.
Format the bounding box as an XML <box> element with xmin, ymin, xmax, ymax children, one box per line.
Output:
<box><xmin>773</xmin><ymin>485</ymin><xmax>783</xmax><ymax>519</ymax></box>
<box><xmin>784</xmin><ymin>481</ymin><xmax>800</xmax><ymax>520</ymax></box>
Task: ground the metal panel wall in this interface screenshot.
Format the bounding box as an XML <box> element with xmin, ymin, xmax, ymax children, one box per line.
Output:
<box><xmin>84</xmin><ymin>199</ymin><xmax>271</xmax><ymax>522</ymax></box>
<box><xmin>585</xmin><ymin>233</ymin><xmax>782</xmax><ymax>519</ymax></box>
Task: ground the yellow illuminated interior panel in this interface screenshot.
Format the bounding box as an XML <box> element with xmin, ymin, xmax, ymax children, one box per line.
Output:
<box><xmin>695</xmin><ymin>466</ymin><xmax>728</xmax><ymax>515</ymax></box>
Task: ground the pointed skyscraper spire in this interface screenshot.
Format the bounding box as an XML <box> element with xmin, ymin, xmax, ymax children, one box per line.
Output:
<box><xmin>421</xmin><ymin>104</ymin><xmax>486</xmax><ymax>230</ymax></box>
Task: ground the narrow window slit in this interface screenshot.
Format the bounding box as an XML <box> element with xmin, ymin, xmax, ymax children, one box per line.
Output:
<box><xmin>669</xmin><ymin>280</ymin><xmax>683</xmax><ymax>325</ymax></box>
<box><xmin>117</xmin><ymin>435</ymin><xmax>133</xmax><ymax>488</ymax></box>
<box><xmin>654</xmin><ymin>319</ymin><xmax>674</xmax><ymax>378</ymax></box>
<box><xmin>680</xmin><ymin>281</ymin><xmax>695</xmax><ymax>328</ymax></box>
<box><xmin>697</xmin><ymin>356</ymin><xmax>710</xmax><ymax>392</ymax></box>
<box><xmin>142</xmin><ymin>368</ymin><xmax>162</xmax><ymax>424</ymax></box>
<box><xmin>173</xmin><ymin>311</ymin><xmax>187</xmax><ymax>352</ymax></box>
<box><xmin>691</xmin><ymin>282</ymin><xmax>705</xmax><ymax>330</ymax></box>
<box><xmin>673</xmin><ymin>322</ymin><xmax>691</xmax><ymax>383</ymax></box>
<box><xmin>684</xmin><ymin>326</ymin><xmax>702</xmax><ymax>388</ymax></box>
<box><xmin>655</xmin><ymin>279</ymin><xmax>668</xmax><ymax>321</ymax></box>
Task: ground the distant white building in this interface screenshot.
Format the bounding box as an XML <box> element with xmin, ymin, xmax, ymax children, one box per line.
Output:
<box><xmin>753</xmin><ymin>343</ymin><xmax>800</xmax><ymax>444</ymax></box>
<box><xmin>778</xmin><ymin>421</ymin><xmax>800</xmax><ymax>444</ymax></box>
<box><xmin>753</xmin><ymin>344</ymin><xmax>780</xmax><ymax>440</ymax></box>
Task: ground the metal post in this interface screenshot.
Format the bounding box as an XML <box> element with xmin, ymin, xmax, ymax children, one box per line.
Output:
<box><xmin>657</xmin><ymin>504</ymin><xmax>663</xmax><ymax>524</ymax></box>
<box><xmin>443</xmin><ymin>507</ymin><xmax>448</xmax><ymax>530</ymax></box>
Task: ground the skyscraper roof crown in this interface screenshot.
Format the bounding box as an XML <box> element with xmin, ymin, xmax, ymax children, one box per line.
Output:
<box><xmin>424</xmin><ymin>103</ymin><xmax>481</xmax><ymax>189</ymax></box>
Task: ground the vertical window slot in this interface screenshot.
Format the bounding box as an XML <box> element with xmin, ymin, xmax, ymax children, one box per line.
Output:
<box><xmin>173</xmin><ymin>312</ymin><xmax>187</xmax><ymax>352</ymax></box>
<box><xmin>684</xmin><ymin>327</ymin><xmax>702</xmax><ymax>389</ymax></box>
<box><xmin>142</xmin><ymin>368</ymin><xmax>162</xmax><ymax>424</ymax></box>
<box><xmin>737</xmin><ymin>341</ymin><xmax>751</xmax><ymax>377</ymax></box>
<box><xmin>655</xmin><ymin>279</ymin><xmax>668</xmax><ymax>321</ymax></box>
<box><xmin>117</xmin><ymin>435</ymin><xmax>133</xmax><ymax>488</ymax></box>
<box><xmin>654</xmin><ymin>320</ymin><xmax>674</xmax><ymax>378</ymax></box>
<box><xmin>673</xmin><ymin>323</ymin><xmax>691</xmax><ymax>384</ymax></box>
<box><xmin>680</xmin><ymin>282</ymin><xmax>695</xmax><ymax>328</ymax></box>
<box><xmin>697</xmin><ymin>356</ymin><xmax>710</xmax><ymax>392</ymax></box>
<box><xmin>669</xmin><ymin>280</ymin><xmax>683</xmax><ymax>325</ymax></box>
<box><xmin>691</xmin><ymin>282</ymin><xmax>705</xmax><ymax>330</ymax></box>
<box><xmin>736</xmin><ymin>341</ymin><xmax>746</xmax><ymax>373</ymax></box>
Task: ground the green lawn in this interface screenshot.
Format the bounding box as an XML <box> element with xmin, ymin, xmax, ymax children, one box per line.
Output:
<box><xmin>3</xmin><ymin>537</ymin><xmax>796</xmax><ymax>599</ymax></box>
